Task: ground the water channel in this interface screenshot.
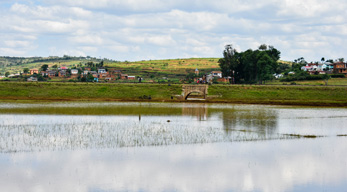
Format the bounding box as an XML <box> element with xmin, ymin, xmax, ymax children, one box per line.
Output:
<box><xmin>0</xmin><ymin>102</ymin><xmax>346</xmax><ymax>191</ymax></box>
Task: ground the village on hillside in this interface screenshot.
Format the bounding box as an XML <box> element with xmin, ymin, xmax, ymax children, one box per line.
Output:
<box><xmin>0</xmin><ymin>61</ymin><xmax>227</xmax><ymax>84</ymax></box>
<box><xmin>0</xmin><ymin>58</ymin><xmax>347</xmax><ymax>84</ymax></box>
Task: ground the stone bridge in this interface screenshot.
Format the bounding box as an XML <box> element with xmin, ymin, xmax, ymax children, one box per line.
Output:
<box><xmin>182</xmin><ymin>85</ymin><xmax>208</xmax><ymax>100</ymax></box>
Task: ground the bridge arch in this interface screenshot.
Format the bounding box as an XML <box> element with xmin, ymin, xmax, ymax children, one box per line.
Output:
<box><xmin>182</xmin><ymin>85</ymin><xmax>208</xmax><ymax>100</ymax></box>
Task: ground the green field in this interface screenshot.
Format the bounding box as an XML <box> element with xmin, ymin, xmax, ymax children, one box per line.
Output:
<box><xmin>209</xmin><ymin>84</ymin><xmax>347</xmax><ymax>106</ymax></box>
<box><xmin>0</xmin><ymin>82</ymin><xmax>346</xmax><ymax>106</ymax></box>
<box><xmin>265</xmin><ymin>78</ymin><xmax>347</xmax><ymax>86</ymax></box>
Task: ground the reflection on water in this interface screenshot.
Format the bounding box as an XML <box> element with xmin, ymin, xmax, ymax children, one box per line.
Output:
<box><xmin>1</xmin><ymin>102</ymin><xmax>347</xmax><ymax>191</ymax></box>
<box><xmin>221</xmin><ymin>107</ymin><xmax>278</xmax><ymax>136</ymax></box>
<box><xmin>0</xmin><ymin>103</ymin><xmax>298</xmax><ymax>152</ymax></box>
<box><xmin>182</xmin><ymin>104</ymin><xmax>208</xmax><ymax>121</ymax></box>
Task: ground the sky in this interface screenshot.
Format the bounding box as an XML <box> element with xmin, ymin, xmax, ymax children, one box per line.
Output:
<box><xmin>0</xmin><ymin>0</ymin><xmax>346</xmax><ymax>62</ymax></box>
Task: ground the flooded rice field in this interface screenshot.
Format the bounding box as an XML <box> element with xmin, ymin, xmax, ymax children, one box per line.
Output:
<box><xmin>0</xmin><ymin>102</ymin><xmax>346</xmax><ymax>191</ymax></box>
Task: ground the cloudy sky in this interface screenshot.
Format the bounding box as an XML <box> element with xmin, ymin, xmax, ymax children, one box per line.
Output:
<box><xmin>0</xmin><ymin>0</ymin><xmax>346</xmax><ymax>62</ymax></box>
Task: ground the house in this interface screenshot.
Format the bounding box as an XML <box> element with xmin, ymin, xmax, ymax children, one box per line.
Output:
<box><xmin>41</xmin><ymin>71</ymin><xmax>48</xmax><ymax>76</ymax></box>
<box><xmin>84</xmin><ymin>67</ymin><xmax>91</xmax><ymax>71</ymax></box>
<box><xmin>71</xmin><ymin>69</ymin><xmax>78</xmax><ymax>75</ymax></box>
<box><xmin>83</xmin><ymin>70</ymin><xmax>89</xmax><ymax>75</ymax></box>
<box><xmin>90</xmin><ymin>71</ymin><xmax>98</xmax><ymax>78</ymax></box>
<box><xmin>325</xmin><ymin>62</ymin><xmax>334</xmax><ymax>71</ymax></box>
<box><xmin>30</xmin><ymin>69</ymin><xmax>39</xmax><ymax>75</ymax></box>
<box><xmin>47</xmin><ymin>70</ymin><xmax>56</xmax><ymax>77</ymax></box>
<box><xmin>60</xmin><ymin>67</ymin><xmax>68</xmax><ymax>70</ymax></box>
<box><xmin>111</xmin><ymin>70</ymin><xmax>122</xmax><ymax>75</ymax></box>
<box><xmin>105</xmin><ymin>77</ymin><xmax>112</xmax><ymax>81</ymax></box>
<box><xmin>333</xmin><ymin>62</ymin><xmax>347</xmax><ymax>76</ymax></box>
<box><xmin>206</xmin><ymin>74</ymin><xmax>213</xmax><ymax>83</ymax></box>
<box><xmin>27</xmin><ymin>76</ymin><xmax>38</xmax><ymax>82</ymax></box>
<box><xmin>128</xmin><ymin>76</ymin><xmax>136</xmax><ymax>80</ymax></box>
<box><xmin>302</xmin><ymin>62</ymin><xmax>332</xmax><ymax>73</ymax></box>
<box><xmin>98</xmin><ymin>68</ymin><xmax>107</xmax><ymax>74</ymax></box>
<box><xmin>211</xmin><ymin>71</ymin><xmax>222</xmax><ymax>78</ymax></box>
<box><xmin>58</xmin><ymin>70</ymin><xmax>67</xmax><ymax>77</ymax></box>
<box><xmin>317</xmin><ymin>63</ymin><xmax>327</xmax><ymax>71</ymax></box>
<box><xmin>121</xmin><ymin>74</ymin><xmax>128</xmax><ymax>79</ymax></box>
<box><xmin>301</xmin><ymin>66</ymin><xmax>312</xmax><ymax>71</ymax></box>
<box><xmin>274</xmin><ymin>74</ymin><xmax>283</xmax><ymax>79</ymax></box>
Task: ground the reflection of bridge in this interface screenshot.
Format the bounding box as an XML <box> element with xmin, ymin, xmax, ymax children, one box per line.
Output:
<box><xmin>182</xmin><ymin>104</ymin><xmax>208</xmax><ymax>121</ymax></box>
<box><xmin>182</xmin><ymin>85</ymin><xmax>208</xmax><ymax>100</ymax></box>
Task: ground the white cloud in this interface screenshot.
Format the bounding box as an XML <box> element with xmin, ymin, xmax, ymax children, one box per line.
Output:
<box><xmin>0</xmin><ymin>0</ymin><xmax>347</xmax><ymax>61</ymax></box>
<box><xmin>4</xmin><ymin>40</ymin><xmax>30</xmax><ymax>48</ymax></box>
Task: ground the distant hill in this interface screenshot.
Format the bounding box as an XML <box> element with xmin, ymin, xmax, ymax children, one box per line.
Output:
<box><xmin>0</xmin><ymin>56</ymin><xmax>110</xmax><ymax>74</ymax></box>
<box><xmin>0</xmin><ymin>57</ymin><xmax>220</xmax><ymax>75</ymax></box>
<box><xmin>0</xmin><ymin>56</ymin><xmax>292</xmax><ymax>78</ymax></box>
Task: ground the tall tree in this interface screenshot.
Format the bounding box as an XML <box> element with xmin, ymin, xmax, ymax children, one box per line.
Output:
<box><xmin>41</xmin><ymin>64</ymin><xmax>48</xmax><ymax>71</ymax></box>
<box><xmin>219</xmin><ymin>44</ymin><xmax>280</xmax><ymax>84</ymax></box>
<box><xmin>23</xmin><ymin>68</ymin><xmax>29</xmax><ymax>74</ymax></box>
<box><xmin>258</xmin><ymin>44</ymin><xmax>268</xmax><ymax>51</ymax></box>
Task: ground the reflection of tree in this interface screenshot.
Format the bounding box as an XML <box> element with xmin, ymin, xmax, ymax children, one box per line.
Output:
<box><xmin>182</xmin><ymin>104</ymin><xmax>208</xmax><ymax>121</ymax></box>
<box><xmin>220</xmin><ymin>108</ymin><xmax>278</xmax><ymax>137</ymax></box>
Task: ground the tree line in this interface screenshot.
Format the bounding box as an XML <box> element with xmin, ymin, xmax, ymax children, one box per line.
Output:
<box><xmin>218</xmin><ymin>44</ymin><xmax>281</xmax><ymax>84</ymax></box>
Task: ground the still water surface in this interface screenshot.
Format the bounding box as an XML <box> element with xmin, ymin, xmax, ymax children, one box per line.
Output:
<box><xmin>0</xmin><ymin>102</ymin><xmax>346</xmax><ymax>191</ymax></box>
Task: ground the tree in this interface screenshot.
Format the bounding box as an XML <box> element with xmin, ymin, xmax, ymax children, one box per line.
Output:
<box><xmin>219</xmin><ymin>44</ymin><xmax>238</xmax><ymax>79</ymax></box>
<box><xmin>23</xmin><ymin>68</ymin><xmax>29</xmax><ymax>74</ymax></box>
<box><xmin>41</xmin><ymin>64</ymin><xmax>49</xmax><ymax>71</ymax></box>
<box><xmin>277</xmin><ymin>63</ymin><xmax>290</xmax><ymax>74</ymax></box>
<box><xmin>219</xmin><ymin>44</ymin><xmax>280</xmax><ymax>84</ymax></box>
<box><xmin>258</xmin><ymin>44</ymin><xmax>268</xmax><ymax>51</ymax></box>
<box><xmin>322</xmin><ymin>74</ymin><xmax>330</xmax><ymax>86</ymax></box>
<box><xmin>256</xmin><ymin>52</ymin><xmax>277</xmax><ymax>84</ymax></box>
<box><xmin>338</xmin><ymin>58</ymin><xmax>345</xmax><ymax>62</ymax></box>
<box><xmin>326</xmin><ymin>59</ymin><xmax>333</xmax><ymax>63</ymax></box>
<box><xmin>5</xmin><ymin>71</ymin><xmax>10</xmax><ymax>77</ymax></box>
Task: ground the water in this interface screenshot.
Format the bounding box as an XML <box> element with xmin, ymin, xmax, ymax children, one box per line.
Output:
<box><xmin>0</xmin><ymin>102</ymin><xmax>346</xmax><ymax>192</ymax></box>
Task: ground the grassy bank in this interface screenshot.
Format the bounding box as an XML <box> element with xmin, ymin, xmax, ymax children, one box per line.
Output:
<box><xmin>0</xmin><ymin>82</ymin><xmax>346</xmax><ymax>106</ymax></box>
<box><xmin>0</xmin><ymin>82</ymin><xmax>182</xmax><ymax>101</ymax></box>
<box><xmin>209</xmin><ymin>85</ymin><xmax>347</xmax><ymax>106</ymax></box>
<box><xmin>265</xmin><ymin>78</ymin><xmax>347</xmax><ymax>86</ymax></box>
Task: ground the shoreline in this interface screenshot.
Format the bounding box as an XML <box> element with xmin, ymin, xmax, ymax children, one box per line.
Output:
<box><xmin>1</xmin><ymin>97</ymin><xmax>346</xmax><ymax>107</ymax></box>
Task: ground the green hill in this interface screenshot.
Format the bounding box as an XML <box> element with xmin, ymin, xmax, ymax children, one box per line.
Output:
<box><xmin>0</xmin><ymin>57</ymin><xmax>221</xmax><ymax>79</ymax></box>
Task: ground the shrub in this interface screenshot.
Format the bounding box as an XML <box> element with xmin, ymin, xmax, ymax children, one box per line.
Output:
<box><xmin>330</xmin><ymin>74</ymin><xmax>345</xmax><ymax>78</ymax></box>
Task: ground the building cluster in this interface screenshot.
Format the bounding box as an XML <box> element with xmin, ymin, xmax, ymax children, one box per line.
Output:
<box><xmin>27</xmin><ymin>67</ymin><xmax>134</xmax><ymax>82</ymax></box>
<box><xmin>301</xmin><ymin>62</ymin><xmax>347</xmax><ymax>76</ymax></box>
<box><xmin>193</xmin><ymin>69</ymin><xmax>229</xmax><ymax>84</ymax></box>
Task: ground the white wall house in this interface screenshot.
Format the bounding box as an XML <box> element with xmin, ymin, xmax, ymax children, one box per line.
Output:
<box><xmin>211</xmin><ymin>71</ymin><xmax>222</xmax><ymax>78</ymax></box>
<box><xmin>98</xmin><ymin>69</ymin><xmax>107</xmax><ymax>73</ymax></box>
<box><xmin>71</xmin><ymin>69</ymin><xmax>78</xmax><ymax>75</ymax></box>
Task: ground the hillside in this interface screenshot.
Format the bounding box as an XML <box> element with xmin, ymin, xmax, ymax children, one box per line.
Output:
<box><xmin>0</xmin><ymin>56</ymin><xmax>106</xmax><ymax>75</ymax></box>
<box><xmin>0</xmin><ymin>57</ymin><xmax>221</xmax><ymax>80</ymax></box>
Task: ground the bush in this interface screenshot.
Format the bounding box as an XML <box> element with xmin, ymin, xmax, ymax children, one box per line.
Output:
<box><xmin>330</xmin><ymin>74</ymin><xmax>345</xmax><ymax>78</ymax></box>
<box><xmin>280</xmin><ymin>74</ymin><xmax>327</xmax><ymax>82</ymax></box>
